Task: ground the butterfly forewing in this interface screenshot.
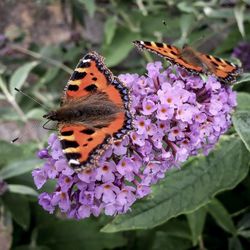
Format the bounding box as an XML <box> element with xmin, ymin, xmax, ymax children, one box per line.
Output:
<box><xmin>63</xmin><ymin>52</ymin><xmax>111</xmax><ymax>101</ymax></box>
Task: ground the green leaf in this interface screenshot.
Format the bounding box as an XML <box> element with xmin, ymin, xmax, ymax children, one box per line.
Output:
<box><xmin>236</xmin><ymin>92</ymin><xmax>250</xmax><ymax>111</ymax></box>
<box><xmin>177</xmin><ymin>2</ymin><xmax>198</xmax><ymax>15</ymax></box>
<box><xmin>104</xmin><ymin>16</ymin><xmax>117</xmax><ymax>45</ymax></box>
<box><xmin>228</xmin><ymin>236</ymin><xmax>243</xmax><ymax>250</ymax></box>
<box><xmin>0</xmin><ymin>159</ymin><xmax>42</xmax><ymax>180</ymax></box>
<box><xmin>160</xmin><ymin>220</ymin><xmax>191</xmax><ymax>240</ymax></box>
<box><xmin>102</xmin><ymin>28</ymin><xmax>134</xmax><ymax>67</ymax></box>
<box><xmin>179</xmin><ymin>14</ymin><xmax>195</xmax><ymax>39</ymax></box>
<box><xmin>152</xmin><ymin>232</ymin><xmax>191</xmax><ymax>250</ymax></box>
<box><xmin>207</xmin><ymin>199</ymin><xmax>237</xmax><ymax>235</ymax></box>
<box><xmin>237</xmin><ymin>230</ymin><xmax>250</xmax><ymax>238</ymax></box>
<box><xmin>8</xmin><ymin>184</ymin><xmax>38</xmax><ymax>196</ymax></box>
<box><xmin>10</xmin><ymin>61</ymin><xmax>39</xmax><ymax>96</ymax></box>
<box><xmin>37</xmin><ymin>219</ymin><xmax>126</xmax><ymax>250</ymax></box>
<box><xmin>214</xmin><ymin>27</ymin><xmax>242</xmax><ymax>54</ymax></box>
<box><xmin>238</xmin><ymin>213</ymin><xmax>250</xmax><ymax>230</ymax></box>
<box><xmin>26</xmin><ymin>108</ymin><xmax>45</xmax><ymax>120</ymax></box>
<box><xmin>101</xmin><ymin>136</ymin><xmax>250</xmax><ymax>232</ymax></box>
<box><xmin>233</xmin><ymin>111</ymin><xmax>250</xmax><ymax>152</ymax></box>
<box><xmin>13</xmin><ymin>246</ymin><xmax>49</xmax><ymax>250</ymax></box>
<box><xmin>2</xmin><ymin>192</ymin><xmax>30</xmax><ymax>230</ymax></box>
<box><xmin>204</xmin><ymin>7</ymin><xmax>234</xmax><ymax>18</ymax></box>
<box><xmin>0</xmin><ymin>140</ymin><xmax>22</xmax><ymax>166</ymax></box>
<box><xmin>78</xmin><ymin>0</ymin><xmax>96</xmax><ymax>17</ymax></box>
<box><xmin>186</xmin><ymin>206</ymin><xmax>207</xmax><ymax>246</ymax></box>
<box><xmin>234</xmin><ymin>4</ymin><xmax>246</xmax><ymax>37</ymax></box>
<box><xmin>235</xmin><ymin>73</ymin><xmax>250</xmax><ymax>84</ymax></box>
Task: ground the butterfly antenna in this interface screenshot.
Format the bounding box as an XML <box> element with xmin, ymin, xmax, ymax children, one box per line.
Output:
<box><xmin>14</xmin><ymin>88</ymin><xmax>49</xmax><ymax>111</ymax></box>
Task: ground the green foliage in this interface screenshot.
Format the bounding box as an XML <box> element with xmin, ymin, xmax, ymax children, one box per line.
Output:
<box><xmin>186</xmin><ymin>206</ymin><xmax>206</xmax><ymax>246</ymax></box>
<box><xmin>36</xmin><ymin>219</ymin><xmax>126</xmax><ymax>250</ymax></box>
<box><xmin>0</xmin><ymin>159</ymin><xmax>42</xmax><ymax>180</ymax></box>
<box><xmin>78</xmin><ymin>0</ymin><xmax>96</xmax><ymax>18</ymax></box>
<box><xmin>101</xmin><ymin>136</ymin><xmax>250</xmax><ymax>233</ymax></box>
<box><xmin>104</xmin><ymin>17</ymin><xmax>118</xmax><ymax>45</ymax></box>
<box><xmin>2</xmin><ymin>192</ymin><xmax>30</xmax><ymax>230</ymax></box>
<box><xmin>207</xmin><ymin>199</ymin><xmax>237</xmax><ymax>235</ymax></box>
<box><xmin>233</xmin><ymin>111</ymin><xmax>250</xmax><ymax>151</ymax></box>
<box><xmin>152</xmin><ymin>231</ymin><xmax>191</xmax><ymax>250</ymax></box>
<box><xmin>10</xmin><ymin>62</ymin><xmax>39</xmax><ymax>97</ymax></box>
<box><xmin>0</xmin><ymin>0</ymin><xmax>250</xmax><ymax>249</ymax></box>
<box><xmin>102</xmin><ymin>27</ymin><xmax>135</xmax><ymax>67</ymax></box>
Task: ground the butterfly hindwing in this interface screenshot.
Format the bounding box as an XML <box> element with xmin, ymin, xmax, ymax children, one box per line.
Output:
<box><xmin>198</xmin><ymin>53</ymin><xmax>242</xmax><ymax>83</ymax></box>
<box><xmin>59</xmin><ymin>124</ymin><xmax>110</xmax><ymax>170</ymax></box>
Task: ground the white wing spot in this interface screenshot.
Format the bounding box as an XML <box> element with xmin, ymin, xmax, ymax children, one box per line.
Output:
<box><xmin>69</xmin><ymin>159</ymin><xmax>80</xmax><ymax>165</ymax></box>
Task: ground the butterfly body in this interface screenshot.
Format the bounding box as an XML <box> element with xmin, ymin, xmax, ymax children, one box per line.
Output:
<box><xmin>133</xmin><ymin>41</ymin><xmax>242</xmax><ymax>83</ymax></box>
<box><xmin>44</xmin><ymin>52</ymin><xmax>133</xmax><ymax>172</ymax></box>
<box><xmin>44</xmin><ymin>92</ymin><xmax>122</xmax><ymax>125</ymax></box>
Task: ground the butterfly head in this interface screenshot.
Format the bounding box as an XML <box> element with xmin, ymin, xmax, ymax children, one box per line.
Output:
<box><xmin>43</xmin><ymin>111</ymin><xmax>58</xmax><ymax>121</ymax></box>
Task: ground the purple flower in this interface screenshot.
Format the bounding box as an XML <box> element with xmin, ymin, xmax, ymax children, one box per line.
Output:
<box><xmin>142</xmin><ymin>99</ymin><xmax>157</xmax><ymax>115</ymax></box>
<box><xmin>96</xmin><ymin>161</ymin><xmax>115</xmax><ymax>182</ymax></box>
<box><xmin>77</xmin><ymin>204</ymin><xmax>91</xmax><ymax>218</ymax></box>
<box><xmin>32</xmin><ymin>168</ymin><xmax>47</xmax><ymax>189</ymax></box>
<box><xmin>58</xmin><ymin>175</ymin><xmax>74</xmax><ymax>192</ymax></box>
<box><xmin>37</xmin><ymin>149</ymin><xmax>49</xmax><ymax>159</ymax></box>
<box><xmin>95</xmin><ymin>183</ymin><xmax>120</xmax><ymax>203</ymax></box>
<box><xmin>156</xmin><ymin>103</ymin><xmax>174</xmax><ymax>120</ymax></box>
<box><xmin>51</xmin><ymin>191</ymin><xmax>71</xmax><ymax>212</ymax></box>
<box><xmin>32</xmin><ymin>61</ymin><xmax>236</xmax><ymax>219</ymax></box>
<box><xmin>38</xmin><ymin>193</ymin><xmax>54</xmax><ymax>213</ymax></box>
<box><xmin>232</xmin><ymin>41</ymin><xmax>250</xmax><ymax>71</ymax></box>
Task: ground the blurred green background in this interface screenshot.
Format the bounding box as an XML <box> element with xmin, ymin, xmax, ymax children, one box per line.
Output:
<box><xmin>0</xmin><ymin>0</ymin><xmax>250</xmax><ymax>249</ymax></box>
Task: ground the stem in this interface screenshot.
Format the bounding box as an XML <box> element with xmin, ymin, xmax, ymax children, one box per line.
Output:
<box><xmin>0</xmin><ymin>77</ymin><xmax>26</xmax><ymax>122</ymax></box>
<box><xmin>136</xmin><ymin>0</ymin><xmax>148</xmax><ymax>16</ymax></box>
<box><xmin>198</xmin><ymin>235</ymin><xmax>206</xmax><ymax>250</ymax></box>
<box><xmin>0</xmin><ymin>77</ymin><xmax>38</xmax><ymax>141</ymax></box>
<box><xmin>231</xmin><ymin>205</ymin><xmax>250</xmax><ymax>217</ymax></box>
<box><xmin>10</xmin><ymin>44</ymin><xmax>73</xmax><ymax>74</ymax></box>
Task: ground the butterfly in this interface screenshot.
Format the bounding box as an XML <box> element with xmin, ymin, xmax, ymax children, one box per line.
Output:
<box><xmin>43</xmin><ymin>51</ymin><xmax>133</xmax><ymax>172</ymax></box>
<box><xmin>133</xmin><ymin>41</ymin><xmax>242</xmax><ymax>83</ymax></box>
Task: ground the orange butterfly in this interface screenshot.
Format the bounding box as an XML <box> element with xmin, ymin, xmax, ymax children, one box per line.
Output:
<box><xmin>43</xmin><ymin>51</ymin><xmax>133</xmax><ymax>172</ymax></box>
<box><xmin>133</xmin><ymin>41</ymin><xmax>242</xmax><ymax>83</ymax></box>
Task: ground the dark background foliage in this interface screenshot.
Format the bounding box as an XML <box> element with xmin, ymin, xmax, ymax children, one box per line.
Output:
<box><xmin>0</xmin><ymin>0</ymin><xmax>250</xmax><ymax>249</ymax></box>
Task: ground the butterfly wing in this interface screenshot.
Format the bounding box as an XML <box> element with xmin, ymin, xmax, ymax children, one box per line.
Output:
<box><xmin>63</xmin><ymin>51</ymin><xmax>114</xmax><ymax>101</ymax></box>
<box><xmin>198</xmin><ymin>53</ymin><xmax>242</xmax><ymax>83</ymax></box>
<box><xmin>133</xmin><ymin>41</ymin><xmax>203</xmax><ymax>73</ymax></box>
<box><xmin>59</xmin><ymin>52</ymin><xmax>132</xmax><ymax>171</ymax></box>
<box><xmin>134</xmin><ymin>40</ymin><xmax>242</xmax><ymax>83</ymax></box>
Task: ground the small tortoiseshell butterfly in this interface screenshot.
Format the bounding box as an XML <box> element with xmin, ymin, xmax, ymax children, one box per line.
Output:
<box><xmin>43</xmin><ymin>51</ymin><xmax>133</xmax><ymax>172</ymax></box>
<box><xmin>133</xmin><ymin>41</ymin><xmax>242</xmax><ymax>83</ymax></box>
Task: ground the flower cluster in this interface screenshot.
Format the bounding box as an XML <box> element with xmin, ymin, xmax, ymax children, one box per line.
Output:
<box><xmin>232</xmin><ymin>41</ymin><xmax>250</xmax><ymax>71</ymax></box>
<box><xmin>32</xmin><ymin>62</ymin><xmax>236</xmax><ymax>219</ymax></box>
